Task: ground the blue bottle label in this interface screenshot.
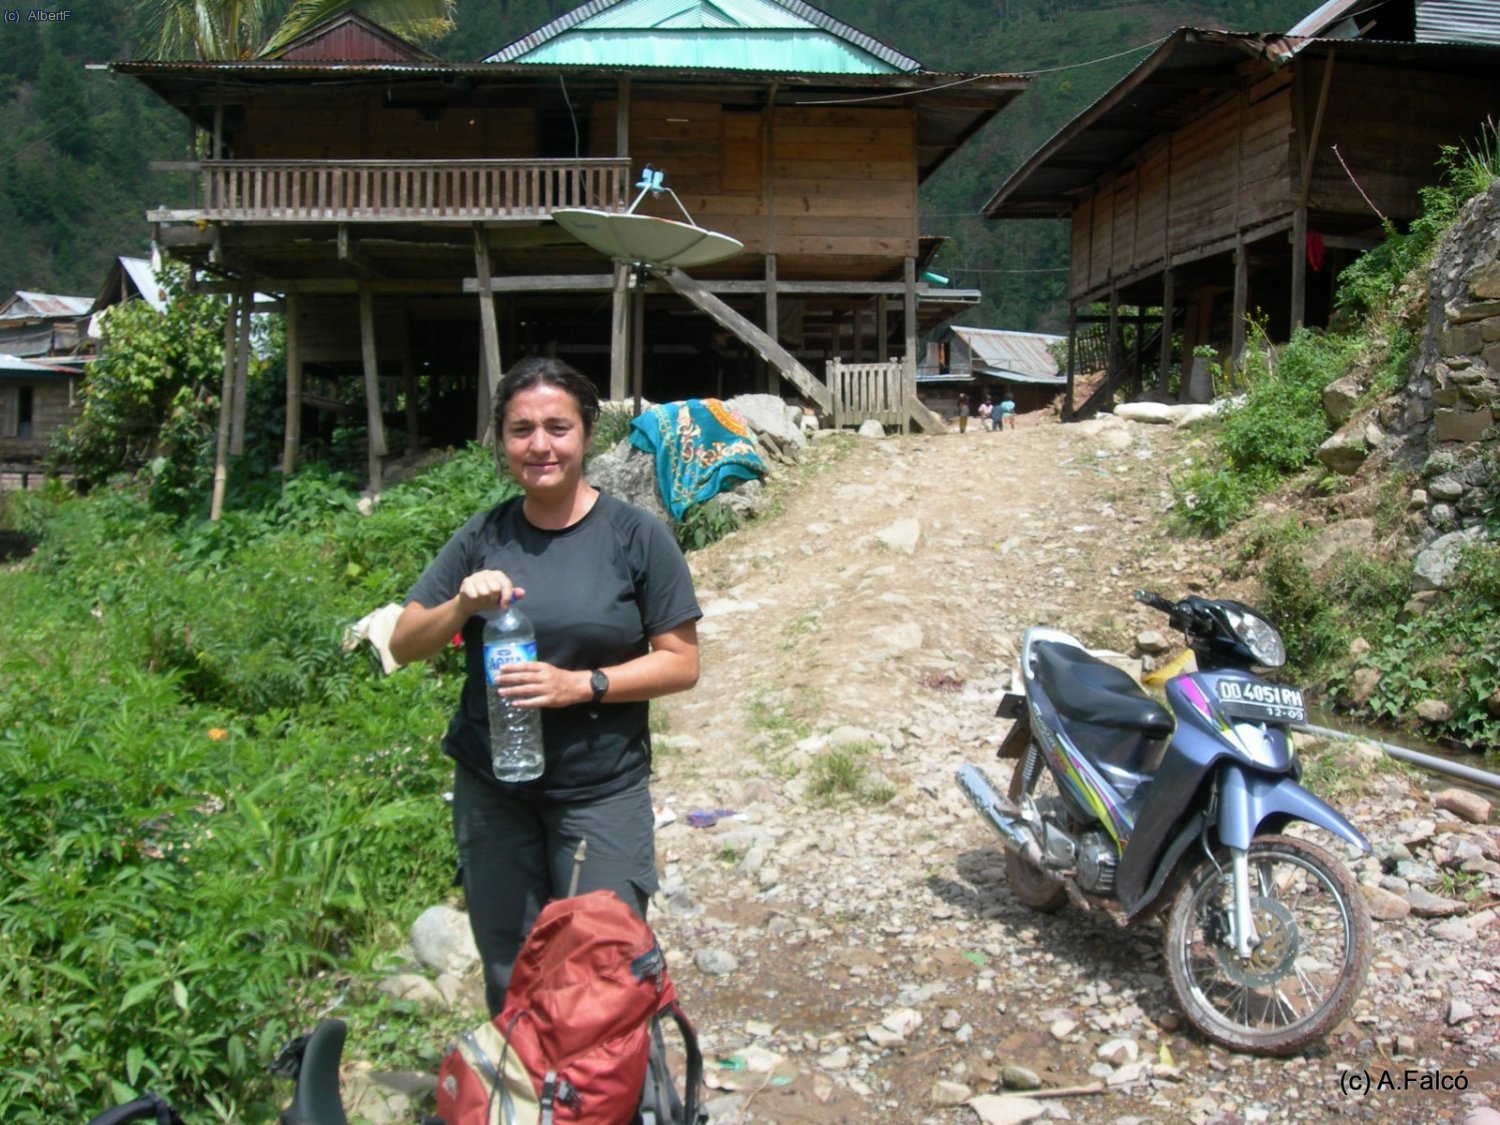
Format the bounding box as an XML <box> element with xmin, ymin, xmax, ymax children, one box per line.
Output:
<box><xmin>484</xmin><ymin>640</ymin><xmax>537</xmax><ymax>686</ymax></box>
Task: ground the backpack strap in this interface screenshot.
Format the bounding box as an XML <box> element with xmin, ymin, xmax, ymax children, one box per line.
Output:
<box><xmin>658</xmin><ymin>1001</ymin><xmax>704</xmax><ymax>1125</ymax></box>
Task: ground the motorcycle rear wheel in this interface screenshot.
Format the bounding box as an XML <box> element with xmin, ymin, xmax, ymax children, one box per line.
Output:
<box><xmin>1004</xmin><ymin>750</ymin><xmax>1069</xmax><ymax>913</ymax></box>
<box><xmin>1164</xmin><ymin>834</ymin><xmax>1371</xmax><ymax>1056</ymax></box>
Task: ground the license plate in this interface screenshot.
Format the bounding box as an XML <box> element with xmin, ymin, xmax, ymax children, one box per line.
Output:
<box><xmin>1216</xmin><ymin>679</ymin><xmax>1306</xmax><ymax>724</ymax></box>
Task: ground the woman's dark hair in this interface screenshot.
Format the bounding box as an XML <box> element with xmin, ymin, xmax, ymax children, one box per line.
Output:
<box><xmin>492</xmin><ymin>356</ymin><xmax>601</xmax><ymax>436</ymax></box>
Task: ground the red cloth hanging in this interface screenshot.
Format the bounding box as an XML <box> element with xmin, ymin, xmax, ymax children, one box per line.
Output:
<box><xmin>1306</xmin><ymin>230</ymin><xmax>1326</xmax><ymax>272</ymax></box>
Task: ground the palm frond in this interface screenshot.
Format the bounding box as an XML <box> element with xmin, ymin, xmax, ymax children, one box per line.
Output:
<box><xmin>260</xmin><ymin>0</ymin><xmax>455</xmax><ymax>56</ymax></box>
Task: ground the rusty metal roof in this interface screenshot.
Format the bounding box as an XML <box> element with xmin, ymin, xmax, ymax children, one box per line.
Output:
<box><xmin>0</xmin><ymin>292</ymin><xmax>94</xmax><ymax>321</ymax></box>
<box><xmin>947</xmin><ymin>326</ymin><xmax>1065</xmax><ymax>382</ymax></box>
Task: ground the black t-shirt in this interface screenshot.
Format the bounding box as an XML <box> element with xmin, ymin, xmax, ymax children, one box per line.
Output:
<box><xmin>404</xmin><ymin>493</ymin><xmax>701</xmax><ymax>801</ymax></box>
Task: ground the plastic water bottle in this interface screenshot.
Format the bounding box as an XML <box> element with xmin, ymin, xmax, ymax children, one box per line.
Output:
<box><xmin>482</xmin><ymin>603</ymin><xmax>544</xmax><ymax>782</ymax></box>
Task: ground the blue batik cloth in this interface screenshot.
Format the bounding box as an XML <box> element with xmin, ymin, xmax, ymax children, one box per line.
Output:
<box><xmin>629</xmin><ymin>399</ymin><xmax>766</xmax><ymax>520</ymax></box>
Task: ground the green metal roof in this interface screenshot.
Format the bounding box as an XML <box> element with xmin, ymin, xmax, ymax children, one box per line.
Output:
<box><xmin>486</xmin><ymin>0</ymin><xmax>921</xmax><ymax>73</ymax></box>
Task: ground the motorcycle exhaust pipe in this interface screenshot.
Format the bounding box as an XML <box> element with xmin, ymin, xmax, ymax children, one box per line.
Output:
<box><xmin>956</xmin><ymin>764</ymin><xmax>1044</xmax><ymax>866</ymax></box>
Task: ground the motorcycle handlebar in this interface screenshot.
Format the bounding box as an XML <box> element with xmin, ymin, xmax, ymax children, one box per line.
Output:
<box><xmin>1133</xmin><ymin>589</ymin><xmax>1176</xmax><ymax>615</ymax></box>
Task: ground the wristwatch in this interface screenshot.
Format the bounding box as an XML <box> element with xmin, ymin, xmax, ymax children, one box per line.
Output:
<box><xmin>589</xmin><ymin>669</ymin><xmax>609</xmax><ymax>706</ymax></box>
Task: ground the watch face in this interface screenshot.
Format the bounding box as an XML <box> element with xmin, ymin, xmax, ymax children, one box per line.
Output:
<box><xmin>591</xmin><ymin>670</ymin><xmax>609</xmax><ymax>698</ymax></box>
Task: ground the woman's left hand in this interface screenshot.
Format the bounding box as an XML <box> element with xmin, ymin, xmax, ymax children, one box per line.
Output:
<box><xmin>494</xmin><ymin>661</ymin><xmax>588</xmax><ymax>709</ymax></box>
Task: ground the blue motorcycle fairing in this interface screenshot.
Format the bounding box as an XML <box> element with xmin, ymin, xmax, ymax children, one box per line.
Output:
<box><xmin>1169</xmin><ymin>670</ymin><xmax>1296</xmax><ymax>772</ymax></box>
<box><xmin>1217</xmin><ymin>764</ymin><xmax>1370</xmax><ymax>853</ymax></box>
<box><xmin>1113</xmin><ymin>671</ymin><xmax>1302</xmax><ymax>914</ymax></box>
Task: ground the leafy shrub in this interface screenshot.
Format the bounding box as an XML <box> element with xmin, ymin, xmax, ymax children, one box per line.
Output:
<box><xmin>1247</xmin><ymin>521</ymin><xmax>1406</xmax><ymax>680</ymax></box>
<box><xmin>1172</xmin><ymin>462</ymin><xmax>1277</xmax><ymax>536</ymax></box>
<box><xmin>338</xmin><ymin>444</ymin><xmax>519</xmax><ymax>604</ymax></box>
<box><xmin>0</xmin><ymin>593</ymin><xmax>456</xmax><ymax>1119</ymax></box>
<box><xmin>1173</xmin><ymin>328</ymin><xmax>1363</xmax><ymax>534</ymax></box>
<box><xmin>675</xmin><ymin>497</ymin><xmax>740</xmax><ymax>551</ymax></box>
<box><xmin>1219</xmin><ymin>330</ymin><xmax>1363</xmax><ymax>475</ymax></box>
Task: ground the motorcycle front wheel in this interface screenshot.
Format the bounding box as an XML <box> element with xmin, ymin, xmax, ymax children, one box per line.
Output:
<box><xmin>1164</xmin><ymin>834</ymin><xmax>1371</xmax><ymax>1056</ymax></box>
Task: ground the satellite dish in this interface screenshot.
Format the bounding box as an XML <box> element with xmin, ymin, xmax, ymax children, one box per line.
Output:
<box><xmin>552</xmin><ymin>166</ymin><xmax>743</xmax><ymax>268</ymax></box>
<box><xmin>552</xmin><ymin>209</ymin><xmax>743</xmax><ymax>269</ymax></box>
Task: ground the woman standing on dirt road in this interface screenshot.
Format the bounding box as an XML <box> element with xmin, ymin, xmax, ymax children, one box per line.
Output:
<box><xmin>389</xmin><ymin>356</ymin><xmax>703</xmax><ymax>1015</ymax></box>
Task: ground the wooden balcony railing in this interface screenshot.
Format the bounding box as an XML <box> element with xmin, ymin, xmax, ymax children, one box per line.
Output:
<box><xmin>193</xmin><ymin>158</ymin><xmax>633</xmax><ymax>221</ymax></box>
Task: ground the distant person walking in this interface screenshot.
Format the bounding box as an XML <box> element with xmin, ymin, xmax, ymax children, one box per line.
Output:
<box><xmin>998</xmin><ymin>392</ymin><xmax>1016</xmax><ymax>431</ymax></box>
<box><xmin>978</xmin><ymin>396</ymin><xmax>994</xmax><ymax>432</ymax></box>
<box><xmin>957</xmin><ymin>392</ymin><xmax>970</xmax><ymax>434</ymax></box>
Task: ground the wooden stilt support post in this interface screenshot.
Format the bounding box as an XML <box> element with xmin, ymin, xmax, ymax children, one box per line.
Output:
<box><xmin>473</xmin><ymin>224</ymin><xmax>502</xmax><ymax>443</ymax></box>
<box><xmin>1291</xmin><ymin>206</ymin><xmax>1308</xmax><ymax>331</ymax></box>
<box><xmin>359</xmin><ymin>286</ymin><xmax>387</xmax><ymax>496</ymax></box>
<box><xmin>210</xmin><ymin>290</ymin><xmax>236</xmax><ymax>520</ymax></box>
<box><xmin>230</xmin><ymin>286</ymin><xmax>250</xmax><ymax>455</ymax></box>
<box><xmin>1158</xmin><ymin>266</ymin><xmax>1174</xmax><ymax>397</ymax></box>
<box><xmin>1231</xmin><ymin>235</ymin><xmax>1249</xmax><ymax>376</ymax></box>
<box><xmin>1065</xmin><ymin>303</ymin><xmax>1077</xmax><ymax>421</ymax></box>
<box><xmin>1106</xmin><ymin>289</ymin><xmax>1120</xmax><ymax>383</ymax></box>
<box><xmin>610</xmin><ymin>261</ymin><xmax>630</xmax><ymax>401</ymax></box>
<box><xmin>631</xmin><ymin>270</ymin><xmax>645</xmax><ymax>416</ymax></box>
<box><xmin>403</xmin><ymin>353</ymin><xmax>420</xmax><ymax>453</ymax></box>
<box><xmin>281</xmin><ymin>291</ymin><xmax>301</xmax><ymax>476</ymax></box>
<box><xmin>764</xmin><ymin>253</ymin><xmax>779</xmax><ymax>395</ymax></box>
<box><xmin>902</xmin><ymin>256</ymin><xmax>916</xmax><ymax>435</ymax></box>
<box><xmin>1133</xmin><ymin>303</ymin><xmax>1146</xmax><ymax>395</ymax></box>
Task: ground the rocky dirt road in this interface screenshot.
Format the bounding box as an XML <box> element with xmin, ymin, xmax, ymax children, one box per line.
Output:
<box><xmin>643</xmin><ymin>417</ymin><xmax>1500</xmax><ymax>1125</ymax></box>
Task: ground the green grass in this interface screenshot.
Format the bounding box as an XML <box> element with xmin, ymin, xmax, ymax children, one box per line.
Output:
<box><xmin>805</xmin><ymin>741</ymin><xmax>896</xmax><ymax>806</ymax></box>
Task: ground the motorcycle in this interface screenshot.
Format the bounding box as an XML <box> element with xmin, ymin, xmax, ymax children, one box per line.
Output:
<box><xmin>957</xmin><ymin>590</ymin><xmax>1372</xmax><ymax>1055</ymax></box>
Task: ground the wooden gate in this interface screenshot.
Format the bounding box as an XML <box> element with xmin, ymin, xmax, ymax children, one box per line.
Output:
<box><xmin>828</xmin><ymin>358</ymin><xmax>910</xmax><ymax>432</ymax></box>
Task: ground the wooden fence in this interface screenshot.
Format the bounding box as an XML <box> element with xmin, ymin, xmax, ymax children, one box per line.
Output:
<box><xmin>828</xmin><ymin>357</ymin><xmax>911</xmax><ymax>433</ymax></box>
<box><xmin>197</xmin><ymin>158</ymin><xmax>633</xmax><ymax>221</ymax></box>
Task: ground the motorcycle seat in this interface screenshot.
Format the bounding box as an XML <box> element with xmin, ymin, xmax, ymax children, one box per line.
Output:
<box><xmin>1034</xmin><ymin>642</ymin><xmax>1174</xmax><ymax>737</ymax></box>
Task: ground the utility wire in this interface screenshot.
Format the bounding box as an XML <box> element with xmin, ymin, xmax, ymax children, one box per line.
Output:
<box><xmin>795</xmin><ymin>35</ymin><xmax>1167</xmax><ymax>106</ymax></box>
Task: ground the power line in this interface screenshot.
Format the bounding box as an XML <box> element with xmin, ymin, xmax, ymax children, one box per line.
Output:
<box><xmin>794</xmin><ymin>34</ymin><xmax>1168</xmax><ymax>106</ymax></box>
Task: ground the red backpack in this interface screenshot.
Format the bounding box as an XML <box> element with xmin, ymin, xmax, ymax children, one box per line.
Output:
<box><xmin>434</xmin><ymin>891</ymin><xmax>702</xmax><ymax>1125</ymax></box>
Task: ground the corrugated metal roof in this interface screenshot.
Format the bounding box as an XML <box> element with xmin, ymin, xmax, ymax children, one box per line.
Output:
<box><xmin>1417</xmin><ymin>0</ymin><xmax>1500</xmax><ymax>45</ymax></box>
<box><xmin>0</xmin><ymin>292</ymin><xmax>93</xmax><ymax>320</ymax></box>
<box><xmin>1287</xmin><ymin>0</ymin><xmax>1367</xmax><ymax>38</ymax></box>
<box><xmin>503</xmin><ymin>30</ymin><xmax>899</xmax><ymax>71</ymax></box>
<box><xmin>0</xmin><ymin>353</ymin><xmax>75</xmax><ymax>376</ymax></box>
<box><xmin>119</xmin><ymin>258</ymin><xmax>169</xmax><ymax>313</ymax></box>
<box><xmin>949</xmin><ymin>326</ymin><xmax>1064</xmax><ymax>379</ymax></box>
<box><xmin>1290</xmin><ymin>0</ymin><xmax>1500</xmax><ymax>45</ymax></box>
<box><xmin>486</xmin><ymin>0</ymin><xmax>919</xmax><ymax>73</ymax></box>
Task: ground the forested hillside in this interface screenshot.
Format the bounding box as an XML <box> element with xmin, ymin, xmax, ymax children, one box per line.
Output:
<box><xmin>3</xmin><ymin>0</ymin><xmax>1308</xmax><ymax>328</ymax></box>
<box><xmin>0</xmin><ymin>4</ymin><xmax>185</xmax><ymax>299</ymax></box>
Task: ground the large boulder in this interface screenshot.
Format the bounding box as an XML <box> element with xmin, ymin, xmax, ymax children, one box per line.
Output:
<box><xmin>586</xmin><ymin>438</ymin><xmax>669</xmax><ymax>523</ymax></box>
<box><xmin>1322</xmin><ymin>375</ymin><xmax>1363</xmax><ymax>426</ymax></box>
<box><xmin>410</xmin><ymin>905</ymin><xmax>480</xmax><ymax>976</ymax></box>
<box><xmin>1317</xmin><ymin>426</ymin><xmax>1369</xmax><ymax>475</ymax></box>
<box><xmin>1412</xmin><ymin>525</ymin><xmax>1489</xmax><ymax>590</ymax></box>
<box><xmin>726</xmin><ymin>393</ymin><xmax>807</xmax><ymax>449</ymax></box>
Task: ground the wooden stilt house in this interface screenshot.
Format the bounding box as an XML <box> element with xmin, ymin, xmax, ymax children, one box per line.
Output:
<box><xmin>113</xmin><ymin>1</ymin><xmax>1026</xmax><ymax>500</ymax></box>
<box><xmin>982</xmin><ymin>0</ymin><xmax>1500</xmax><ymax>419</ymax></box>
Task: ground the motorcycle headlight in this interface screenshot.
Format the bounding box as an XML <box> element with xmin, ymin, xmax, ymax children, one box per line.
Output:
<box><xmin>1226</xmin><ymin>606</ymin><xmax>1286</xmax><ymax>668</ymax></box>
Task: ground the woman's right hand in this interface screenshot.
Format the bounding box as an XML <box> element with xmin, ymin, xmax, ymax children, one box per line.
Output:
<box><xmin>457</xmin><ymin>569</ymin><xmax>525</xmax><ymax>616</ymax></box>
<box><xmin>390</xmin><ymin>570</ymin><xmax>527</xmax><ymax>666</ymax></box>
